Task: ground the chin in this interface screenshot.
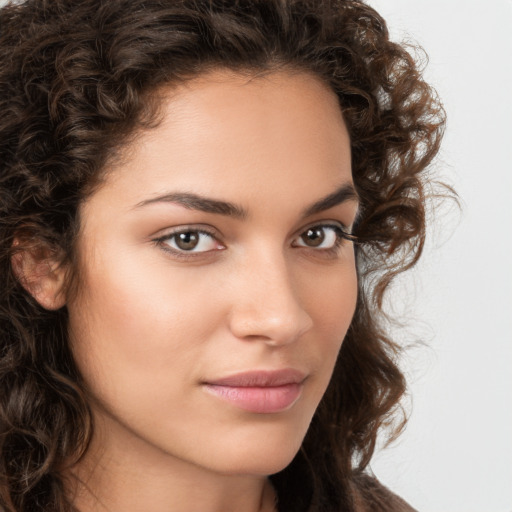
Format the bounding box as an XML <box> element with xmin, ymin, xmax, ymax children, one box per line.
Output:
<box><xmin>215</xmin><ymin>455</ymin><xmax>297</xmax><ymax>477</ymax></box>
<box><xmin>205</xmin><ymin>429</ymin><xmax>305</xmax><ymax>477</ymax></box>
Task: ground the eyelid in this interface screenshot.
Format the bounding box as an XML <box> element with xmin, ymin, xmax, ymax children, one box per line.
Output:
<box><xmin>294</xmin><ymin>220</ymin><xmax>353</xmax><ymax>240</ymax></box>
<box><xmin>151</xmin><ymin>223</ymin><xmax>219</xmax><ymax>239</ymax></box>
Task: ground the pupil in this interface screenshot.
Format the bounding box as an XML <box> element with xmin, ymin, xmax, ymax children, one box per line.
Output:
<box><xmin>176</xmin><ymin>232</ymin><xmax>199</xmax><ymax>250</ymax></box>
<box><xmin>304</xmin><ymin>228</ymin><xmax>324</xmax><ymax>247</ymax></box>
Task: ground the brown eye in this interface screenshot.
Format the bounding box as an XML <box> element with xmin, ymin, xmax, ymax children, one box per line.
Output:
<box><xmin>175</xmin><ymin>231</ymin><xmax>199</xmax><ymax>251</ymax></box>
<box><xmin>159</xmin><ymin>229</ymin><xmax>221</xmax><ymax>254</ymax></box>
<box><xmin>293</xmin><ymin>225</ymin><xmax>346</xmax><ymax>250</ymax></box>
<box><xmin>301</xmin><ymin>227</ymin><xmax>325</xmax><ymax>247</ymax></box>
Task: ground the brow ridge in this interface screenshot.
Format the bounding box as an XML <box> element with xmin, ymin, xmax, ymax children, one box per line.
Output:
<box><xmin>135</xmin><ymin>182</ymin><xmax>359</xmax><ymax>219</ymax></box>
<box><xmin>302</xmin><ymin>183</ymin><xmax>359</xmax><ymax>217</ymax></box>
<box><xmin>135</xmin><ymin>192</ymin><xmax>247</xmax><ymax>219</ymax></box>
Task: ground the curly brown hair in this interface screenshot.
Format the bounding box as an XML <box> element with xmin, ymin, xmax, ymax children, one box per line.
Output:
<box><xmin>0</xmin><ymin>0</ymin><xmax>444</xmax><ymax>510</ymax></box>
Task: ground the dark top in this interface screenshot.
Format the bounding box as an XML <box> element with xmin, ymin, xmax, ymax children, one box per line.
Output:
<box><xmin>353</xmin><ymin>474</ymin><xmax>418</xmax><ymax>512</ymax></box>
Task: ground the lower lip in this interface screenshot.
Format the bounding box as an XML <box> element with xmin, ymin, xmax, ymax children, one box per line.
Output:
<box><xmin>203</xmin><ymin>383</ymin><xmax>303</xmax><ymax>413</ymax></box>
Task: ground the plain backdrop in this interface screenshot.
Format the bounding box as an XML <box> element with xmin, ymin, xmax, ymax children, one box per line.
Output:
<box><xmin>367</xmin><ymin>1</ymin><xmax>512</xmax><ymax>512</ymax></box>
<box><xmin>1</xmin><ymin>1</ymin><xmax>511</xmax><ymax>511</ymax></box>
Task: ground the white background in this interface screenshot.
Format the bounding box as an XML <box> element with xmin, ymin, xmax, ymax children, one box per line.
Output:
<box><xmin>1</xmin><ymin>0</ymin><xmax>511</xmax><ymax>511</ymax></box>
<box><xmin>367</xmin><ymin>1</ymin><xmax>512</xmax><ymax>511</ymax></box>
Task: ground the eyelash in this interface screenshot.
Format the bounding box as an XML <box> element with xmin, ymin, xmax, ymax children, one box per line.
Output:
<box><xmin>153</xmin><ymin>223</ymin><xmax>355</xmax><ymax>261</ymax></box>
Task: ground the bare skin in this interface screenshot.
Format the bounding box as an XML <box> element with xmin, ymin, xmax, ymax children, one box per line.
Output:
<box><xmin>45</xmin><ymin>70</ymin><xmax>358</xmax><ymax>511</ymax></box>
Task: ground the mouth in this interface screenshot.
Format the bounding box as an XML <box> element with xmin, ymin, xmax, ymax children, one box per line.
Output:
<box><xmin>203</xmin><ymin>369</ymin><xmax>306</xmax><ymax>414</ymax></box>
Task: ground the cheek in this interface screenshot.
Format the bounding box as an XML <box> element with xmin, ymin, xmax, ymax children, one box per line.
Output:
<box><xmin>67</xmin><ymin>248</ymin><xmax>224</xmax><ymax>399</ymax></box>
<box><xmin>303</xmin><ymin>252</ymin><xmax>358</xmax><ymax>331</ymax></box>
<box><xmin>64</xmin><ymin>239</ymin><xmax>359</xmax><ymax>475</ymax></box>
<box><xmin>305</xmin><ymin>256</ymin><xmax>358</xmax><ymax>376</ymax></box>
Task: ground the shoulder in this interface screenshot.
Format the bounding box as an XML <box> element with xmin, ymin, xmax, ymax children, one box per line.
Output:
<box><xmin>351</xmin><ymin>473</ymin><xmax>418</xmax><ymax>512</ymax></box>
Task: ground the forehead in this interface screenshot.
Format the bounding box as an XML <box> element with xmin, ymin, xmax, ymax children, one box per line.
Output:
<box><xmin>85</xmin><ymin>69</ymin><xmax>352</xmax><ymax>221</ymax></box>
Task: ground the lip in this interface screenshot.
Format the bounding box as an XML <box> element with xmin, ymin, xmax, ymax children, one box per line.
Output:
<box><xmin>203</xmin><ymin>369</ymin><xmax>306</xmax><ymax>414</ymax></box>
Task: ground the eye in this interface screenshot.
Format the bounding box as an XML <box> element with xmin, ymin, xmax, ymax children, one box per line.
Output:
<box><xmin>293</xmin><ymin>224</ymin><xmax>350</xmax><ymax>250</ymax></box>
<box><xmin>156</xmin><ymin>228</ymin><xmax>223</xmax><ymax>254</ymax></box>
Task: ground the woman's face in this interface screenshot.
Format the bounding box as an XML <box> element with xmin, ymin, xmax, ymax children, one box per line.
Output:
<box><xmin>67</xmin><ymin>70</ymin><xmax>359</xmax><ymax>477</ymax></box>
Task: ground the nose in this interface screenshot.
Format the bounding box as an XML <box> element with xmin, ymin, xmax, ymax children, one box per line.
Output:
<box><xmin>227</xmin><ymin>249</ymin><xmax>313</xmax><ymax>346</ymax></box>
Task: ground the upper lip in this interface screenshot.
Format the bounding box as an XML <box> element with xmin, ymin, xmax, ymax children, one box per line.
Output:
<box><xmin>205</xmin><ymin>369</ymin><xmax>307</xmax><ymax>387</ymax></box>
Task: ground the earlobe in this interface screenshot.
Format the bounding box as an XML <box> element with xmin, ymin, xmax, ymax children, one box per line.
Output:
<box><xmin>11</xmin><ymin>242</ymin><xmax>67</xmax><ymax>311</ymax></box>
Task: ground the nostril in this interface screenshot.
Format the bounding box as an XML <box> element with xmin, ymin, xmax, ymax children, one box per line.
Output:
<box><xmin>228</xmin><ymin>303</ymin><xmax>313</xmax><ymax>346</ymax></box>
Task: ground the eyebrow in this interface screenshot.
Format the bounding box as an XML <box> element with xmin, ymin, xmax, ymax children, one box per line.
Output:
<box><xmin>301</xmin><ymin>183</ymin><xmax>359</xmax><ymax>217</ymax></box>
<box><xmin>135</xmin><ymin>191</ymin><xmax>248</xmax><ymax>219</ymax></box>
<box><xmin>134</xmin><ymin>182</ymin><xmax>359</xmax><ymax>219</ymax></box>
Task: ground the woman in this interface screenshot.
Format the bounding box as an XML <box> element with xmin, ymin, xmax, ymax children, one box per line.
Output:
<box><xmin>0</xmin><ymin>0</ymin><xmax>445</xmax><ymax>511</ymax></box>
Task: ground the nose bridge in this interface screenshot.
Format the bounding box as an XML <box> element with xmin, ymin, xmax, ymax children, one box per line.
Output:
<box><xmin>227</xmin><ymin>245</ymin><xmax>313</xmax><ymax>345</ymax></box>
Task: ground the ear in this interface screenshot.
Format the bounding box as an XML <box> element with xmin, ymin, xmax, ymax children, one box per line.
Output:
<box><xmin>11</xmin><ymin>241</ymin><xmax>67</xmax><ymax>310</ymax></box>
